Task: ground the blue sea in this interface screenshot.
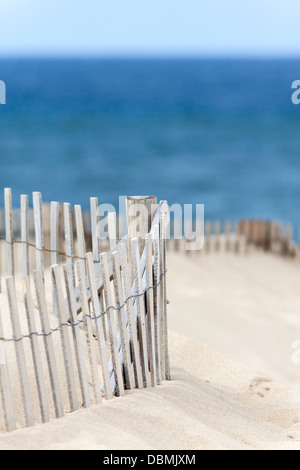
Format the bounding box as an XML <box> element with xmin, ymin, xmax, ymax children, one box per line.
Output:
<box><xmin>0</xmin><ymin>59</ymin><xmax>299</xmax><ymax>230</ymax></box>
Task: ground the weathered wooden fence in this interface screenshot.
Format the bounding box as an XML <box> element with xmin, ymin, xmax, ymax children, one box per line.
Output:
<box><xmin>0</xmin><ymin>189</ymin><xmax>170</xmax><ymax>432</ymax></box>
<box><xmin>167</xmin><ymin>219</ymin><xmax>297</xmax><ymax>257</ymax></box>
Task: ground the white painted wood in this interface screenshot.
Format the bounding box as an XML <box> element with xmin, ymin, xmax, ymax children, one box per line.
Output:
<box><xmin>64</xmin><ymin>203</ymin><xmax>75</xmax><ymax>288</ymax></box>
<box><xmin>21</xmin><ymin>195</ymin><xmax>29</xmax><ymax>277</ymax></box>
<box><xmin>118</xmin><ymin>241</ymin><xmax>143</xmax><ymax>390</ymax></box>
<box><xmin>50</xmin><ymin>202</ymin><xmax>60</xmax><ymax>267</ymax></box>
<box><xmin>100</xmin><ymin>252</ymin><xmax>125</xmax><ymax>396</ymax></box>
<box><xmin>86</xmin><ymin>253</ymin><xmax>112</xmax><ymax>400</ymax></box>
<box><xmin>52</xmin><ymin>265</ymin><xmax>79</xmax><ymax>412</ymax></box>
<box><xmin>215</xmin><ymin>221</ymin><xmax>221</xmax><ymax>252</ymax></box>
<box><xmin>108</xmin><ymin>212</ymin><xmax>117</xmax><ymax>251</ymax></box>
<box><xmin>0</xmin><ymin>305</ymin><xmax>16</xmax><ymax>432</ymax></box>
<box><xmin>50</xmin><ymin>202</ymin><xmax>60</xmax><ymax>316</ymax></box>
<box><xmin>33</xmin><ymin>270</ymin><xmax>64</xmax><ymax>418</ymax></box>
<box><xmin>159</xmin><ymin>218</ymin><xmax>166</xmax><ymax>379</ymax></box>
<box><xmin>63</xmin><ymin>265</ymin><xmax>91</xmax><ymax>408</ymax></box>
<box><xmin>4</xmin><ymin>188</ymin><xmax>14</xmax><ymax>277</ymax></box>
<box><xmin>225</xmin><ymin>221</ymin><xmax>231</xmax><ymax>252</ymax></box>
<box><xmin>33</xmin><ymin>192</ymin><xmax>44</xmax><ymax>281</ymax></box>
<box><xmin>90</xmin><ymin>197</ymin><xmax>100</xmax><ymax>262</ymax></box>
<box><xmin>75</xmin><ymin>205</ymin><xmax>87</xmax><ymax>261</ymax></box>
<box><xmin>145</xmin><ymin>233</ymin><xmax>157</xmax><ymax>387</ymax></box>
<box><xmin>111</xmin><ymin>250</ymin><xmax>134</xmax><ymax>390</ymax></box>
<box><xmin>64</xmin><ymin>202</ymin><xmax>169</xmax><ymax>327</ymax></box>
<box><xmin>131</xmin><ymin>238</ymin><xmax>150</xmax><ymax>388</ymax></box>
<box><xmin>152</xmin><ymin>224</ymin><xmax>162</xmax><ymax>385</ymax></box>
<box><xmin>76</xmin><ymin>260</ymin><xmax>102</xmax><ymax>404</ymax></box>
<box><xmin>105</xmin><ymin>203</ymin><xmax>168</xmax><ymax>392</ymax></box>
<box><xmin>23</xmin><ymin>276</ymin><xmax>49</xmax><ymax>423</ymax></box>
<box><xmin>160</xmin><ymin>214</ymin><xmax>170</xmax><ymax>380</ymax></box>
<box><xmin>6</xmin><ymin>276</ymin><xmax>35</xmax><ymax>427</ymax></box>
<box><xmin>205</xmin><ymin>221</ymin><xmax>211</xmax><ymax>253</ymax></box>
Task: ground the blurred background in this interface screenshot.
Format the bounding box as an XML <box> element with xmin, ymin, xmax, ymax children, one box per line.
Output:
<box><xmin>0</xmin><ymin>0</ymin><xmax>299</xmax><ymax>228</ymax></box>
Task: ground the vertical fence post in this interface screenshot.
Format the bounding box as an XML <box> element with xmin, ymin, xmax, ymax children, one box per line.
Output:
<box><xmin>111</xmin><ymin>250</ymin><xmax>134</xmax><ymax>390</ymax></box>
<box><xmin>75</xmin><ymin>205</ymin><xmax>87</xmax><ymax>263</ymax></box>
<box><xmin>33</xmin><ymin>270</ymin><xmax>64</xmax><ymax>419</ymax></box>
<box><xmin>64</xmin><ymin>203</ymin><xmax>75</xmax><ymax>288</ymax></box>
<box><xmin>90</xmin><ymin>197</ymin><xmax>101</xmax><ymax>263</ymax></box>
<box><xmin>145</xmin><ymin>233</ymin><xmax>157</xmax><ymax>387</ymax></box>
<box><xmin>4</xmin><ymin>188</ymin><xmax>14</xmax><ymax>277</ymax></box>
<box><xmin>21</xmin><ymin>195</ymin><xmax>30</xmax><ymax>278</ymax></box>
<box><xmin>100</xmin><ymin>252</ymin><xmax>125</xmax><ymax>397</ymax></box>
<box><xmin>108</xmin><ymin>212</ymin><xmax>118</xmax><ymax>251</ymax></box>
<box><xmin>118</xmin><ymin>241</ymin><xmax>143</xmax><ymax>390</ymax></box>
<box><xmin>63</xmin><ymin>265</ymin><xmax>91</xmax><ymax>408</ymax></box>
<box><xmin>205</xmin><ymin>221</ymin><xmax>211</xmax><ymax>253</ymax></box>
<box><xmin>126</xmin><ymin>196</ymin><xmax>157</xmax><ymax>278</ymax></box>
<box><xmin>160</xmin><ymin>214</ymin><xmax>170</xmax><ymax>381</ymax></box>
<box><xmin>52</xmin><ymin>265</ymin><xmax>79</xmax><ymax>412</ymax></box>
<box><xmin>0</xmin><ymin>306</ymin><xmax>16</xmax><ymax>432</ymax></box>
<box><xmin>33</xmin><ymin>192</ymin><xmax>44</xmax><ymax>282</ymax></box>
<box><xmin>131</xmin><ymin>238</ymin><xmax>150</xmax><ymax>388</ymax></box>
<box><xmin>23</xmin><ymin>276</ymin><xmax>50</xmax><ymax>424</ymax></box>
<box><xmin>86</xmin><ymin>253</ymin><xmax>112</xmax><ymax>400</ymax></box>
<box><xmin>50</xmin><ymin>202</ymin><xmax>60</xmax><ymax>315</ymax></box>
<box><xmin>76</xmin><ymin>260</ymin><xmax>102</xmax><ymax>404</ymax></box>
<box><xmin>50</xmin><ymin>202</ymin><xmax>60</xmax><ymax>267</ymax></box>
<box><xmin>153</xmin><ymin>224</ymin><xmax>162</xmax><ymax>385</ymax></box>
<box><xmin>6</xmin><ymin>276</ymin><xmax>35</xmax><ymax>427</ymax></box>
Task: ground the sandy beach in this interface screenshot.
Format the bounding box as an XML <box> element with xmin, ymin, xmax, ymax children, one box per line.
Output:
<box><xmin>0</xmin><ymin>249</ymin><xmax>299</xmax><ymax>450</ymax></box>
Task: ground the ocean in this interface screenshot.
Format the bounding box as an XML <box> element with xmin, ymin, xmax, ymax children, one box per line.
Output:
<box><xmin>0</xmin><ymin>58</ymin><xmax>299</xmax><ymax>230</ymax></box>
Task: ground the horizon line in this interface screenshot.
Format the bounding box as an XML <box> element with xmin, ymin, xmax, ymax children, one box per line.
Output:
<box><xmin>0</xmin><ymin>53</ymin><xmax>300</xmax><ymax>60</ymax></box>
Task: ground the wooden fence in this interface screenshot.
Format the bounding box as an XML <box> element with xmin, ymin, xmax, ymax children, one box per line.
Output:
<box><xmin>167</xmin><ymin>219</ymin><xmax>297</xmax><ymax>257</ymax></box>
<box><xmin>0</xmin><ymin>189</ymin><xmax>170</xmax><ymax>432</ymax></box>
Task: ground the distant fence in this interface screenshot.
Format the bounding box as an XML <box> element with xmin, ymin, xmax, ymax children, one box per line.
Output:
<box><xmin>0</xmin><ymin>190</ymin><xmax>170</xmax><ymax>432</ymax></box>
<box><xmin>167</xmin><ymin>219</ymin><xmax>297</xmax><ymax>257</ymax></box>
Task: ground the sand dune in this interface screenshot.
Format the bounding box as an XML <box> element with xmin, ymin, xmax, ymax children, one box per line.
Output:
<box><xmin>0</xmin><ymin>251</ymin><xmax>300</xmax><ymax>450</ymax></box>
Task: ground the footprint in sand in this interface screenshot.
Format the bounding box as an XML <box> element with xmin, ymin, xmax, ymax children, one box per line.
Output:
<box><xmin>249</xmin><ymin>377</ymin><xmax>272</xmax><ymax>398</ymax></box>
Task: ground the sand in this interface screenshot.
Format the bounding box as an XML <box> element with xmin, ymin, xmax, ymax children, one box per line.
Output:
<box><xmin>0</xmin><ymin>250</ymin><xmax>300</xmax><ymax>450</ymax></box>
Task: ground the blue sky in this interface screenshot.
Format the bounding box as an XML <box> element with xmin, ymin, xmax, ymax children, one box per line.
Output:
<box><xmin>0</xmin><ymin>0</ymin><xmax>299</xmax><ymax>57</ymax></box>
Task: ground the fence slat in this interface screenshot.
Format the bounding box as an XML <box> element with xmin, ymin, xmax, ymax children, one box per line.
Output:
<box><xmin>145</xmin><ymin>233</ymin><xmax>157</xmax><ymax>387</ymax></box>
<box><xmin>160</xmin><ymin>214</ymin><xmax>170</xmax><ymax>380</ymax></box>
<box><xmin>225</xmin><ymin>221</ymin><xmax>231</xmax><ymax>252</ymax></box>
<box><xmin>108</xmin><ymin>212</ymin><xmax>117</xmax><ymax>251</ymax></box>
<box><xmin>86</xmin><ymin>253</ymin><xmax>112</xmax><ymax>399</ymax></box>
<box><xmin>50</xmin><ymin>202</ymin><xmax>60</xmax><ymax>315</ymax></box>
<box><xmin>111</xmin><ymin>250</ymin><xmax>134</xmax><ymax>390</ymax></box>
<box><xmin>63</xmin><ymin>265</ymin><xmax>91</xmax><ymax>408</ymax></box>
<box><xmin>0</xmin><ymin>307</ymin><xmax>16</xmax><ymax>432</ymax></box>
<box><xmin>33</xmin><ymin>192</ymin><xmax>44</xmax><ymax>281</ymax></box>
<box><xmin>4</xmin><ymin>188</ymin><xmax>14</xmax><ymax>277</ymax></box>
<box><xmin>50</xmin><ymin>202</ymin><xmax>60</xmax><ymax>267</ymax></box>
<box><xmin>23</xmin><ymin>276</ymin><xmax>50</xmax><ymax>424</ymax></box>
<box><xmin>118</xmin><ymin>241</ymin><xmax>143</xmax><ymax>390</ymax></box>
<box><xmin>131</xmin><ymin>238</ymin><xmax>150</xmax><ymax>388</ymax></box>
<box><xmin>52</xmin><ymin>265</ymin><xmax>79</xmax><ymax>412</ymax></box>
<box><xmin>64</xmin><ymin>203</ymin><xmax>75</xmax><ymax>288</ymax></box>
<box><xmin>21</xmin><ymin>195</ymin><xmax>30</xmax><ymax>277</ymax></box>
<box><xmin>90</xmin><ymin>197</ymin><xmax>100</xmax><ymax>262</ymax></box>
<box><xmin>76</xmin><ymin>259</ymin><xmax>102</xmax><ymax>404</ymax></box>
<box><xmin>75</xmin><ymin>205</ymin><xmax>87</xmax><ymax>261</ymax></box>
<box><xmin>6</xmin><ymin>276</ymin><xmax>35</xmax><ymax>427</ymax></box>
<box><xmin>33</xmin><ymin>270</ymin><xmax>64</xmax><ymax>419</ymax></box>
<box><xmin>100</xmin><ymin>252</ymin><xmax>125</xmax><ymax>396</ymax></box>
<box><xmin>153</xmin><ymin>225</ymin><xmax>162</xmax><ymax>385</ymax></box>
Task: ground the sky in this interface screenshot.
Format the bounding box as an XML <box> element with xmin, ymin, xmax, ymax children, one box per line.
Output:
<box><xmin>0</xmin><ymin>0</ymin><xmax>299</xmax><ymax>57</ymax></box>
